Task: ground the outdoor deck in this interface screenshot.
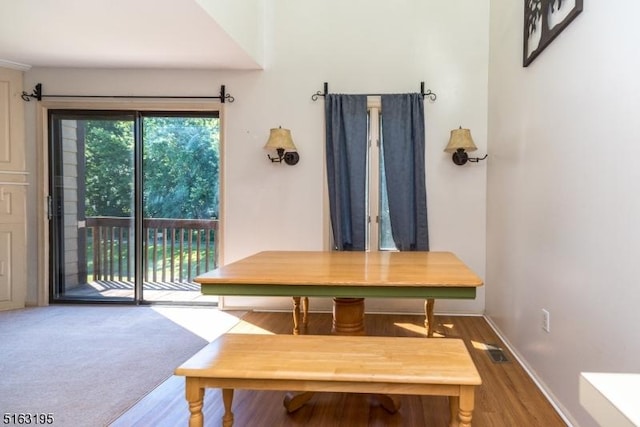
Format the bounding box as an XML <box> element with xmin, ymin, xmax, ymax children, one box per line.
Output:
<box><xmin>59</xmin><ymin>216</ymin><xmax>219</xmax><ymax>304</ymax></box>
<box><xmin>62</xmin><ymin>279</ymin><xmax>218</xmax><ymax>303</ymax></box>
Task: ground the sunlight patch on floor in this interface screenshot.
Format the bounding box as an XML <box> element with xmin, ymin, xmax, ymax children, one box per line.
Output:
<box><xmin>227</xmin><ymin>320</ymin><xmax>276</xmax><ymax>335</ymax></box>
<box><xmin>393</xmin><ymin>322</ymin><xmax>428</xmax><ymax>336</ymax></box>
<box><xmin>471</xmin><ymin>340</ymin><xmax>494</xmax><ymax>351</ymax></box>
<box><xmin>152</xmin><ymin>306</ymin><xmax>243</xmax><ymax>342</ymax></box>
<box><xmin>393</xmin><ymin>321</ymin><xmax>454</xmax><ymax>338</ymax></box>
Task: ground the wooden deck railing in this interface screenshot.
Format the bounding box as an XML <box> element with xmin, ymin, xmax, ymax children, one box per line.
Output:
<box><xmin>85</xmin><ymin>216</ymin><xmax>218</xmax><ymax>283</ymax></box>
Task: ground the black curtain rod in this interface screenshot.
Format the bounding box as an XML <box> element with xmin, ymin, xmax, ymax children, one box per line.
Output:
<box><xmin>311</xmin><ymin>82</ymin><xmax>436</xmax><ymax>102</ymax></box>
<box><xmin>21</xmin><ymin>83</ymin><xmax>235</xmax><ymax>103</ymax></box>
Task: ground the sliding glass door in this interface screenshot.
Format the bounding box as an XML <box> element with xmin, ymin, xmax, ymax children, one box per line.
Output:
<box><xmin>49</xmin><ymin>110</ymin><xmax>219</xmax><ymax>304</ymax></box>
<box><xmin>141</xmin><ymin>115</ymin><xmax>220</xmax><ymax>303</ymax></box>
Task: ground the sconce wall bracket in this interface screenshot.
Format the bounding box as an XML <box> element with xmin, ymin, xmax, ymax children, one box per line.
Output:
<box><xmin>267</xmin><ymin>148</ymin><xmax>299</xmax><ymax>165</ymax></box>
<box><xmin>451</xmin><ymin>148</ymin><xmax>488</xmax><ymax>166</ymax></box>
<box><xmin>284</xmin><ymin>151</ymin><xmax>300</xmax><ymax>165</ymax></box>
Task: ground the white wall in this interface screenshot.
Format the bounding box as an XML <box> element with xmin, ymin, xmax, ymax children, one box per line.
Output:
<box><xmin>195</xmin><ymin>0</ymin><xmax>266</xmax><ymax>67</ymax></box>
<box><xmin>23</xmin><ymin>1</ymin><xmax>489</xmax><ymax>315</ymax></box>
<box><xmin>488</xmin><ymin>2</ymin><xmax>640</xmax><ymax>426</ymax></box>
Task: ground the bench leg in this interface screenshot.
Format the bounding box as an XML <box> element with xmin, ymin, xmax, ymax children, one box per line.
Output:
<box><xmin>424</xmin><ymin>298</ymin><xmax>435</xmax><ymax>337</ymax></box>
<box><xmin>185</xmin><ymin>378</ymin><xmax>205</xmax><ymax>427</ymax></box>
<box><xmin>449</xmin><ymin>386</ymin><xmax>475</xmax><ymax>427</ymax></box>
<box><xmin>222</xmin><ymin>388</ymin><xmax>235</xmax><ymax>427</ymax></box>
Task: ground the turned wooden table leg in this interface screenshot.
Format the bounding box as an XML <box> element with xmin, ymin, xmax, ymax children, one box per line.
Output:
<box><xmin>292</xmin><ymin>296</ymin><xmax>301</xmax><ymax>335</ymax></box>
<box><xmin>222</xmin><ymin>388</ymin><xmax>235</xmax><ymax>427</ymax></box>
<box><xmin>302</xmin><ymin>296</ymin><xmax>309</xmax><ymax>327</ymax></box>
<box><xmin>185</xmin><ymin>378</ymin><xmax>205</xmax><ymax>427</ymax></box>
<box><xmin>425</xmin><ymin>298</ymin><xmax>435</xmax><ymax>337</ymax></box>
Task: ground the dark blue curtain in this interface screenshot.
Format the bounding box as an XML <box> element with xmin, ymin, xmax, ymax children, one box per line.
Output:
<box><xmin>381</xmin><ymin>93</ymin><xmax>429</xmax><ymax>251</ymax></box>
<box><xmin>325</xmin><ymin>94</ymin><xmax>368</xmax><ymax>250</ymax></box>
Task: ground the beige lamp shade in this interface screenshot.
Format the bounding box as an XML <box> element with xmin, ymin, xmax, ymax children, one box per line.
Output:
<box><xmin>444</xmin><ymin>127</ymin><xmax>477</xmax><ymax>153</ymax></box>
<box><xmin>264</xmin><ymin>127</ymin><xmax>297</xmax><ymax>151</ymax></box>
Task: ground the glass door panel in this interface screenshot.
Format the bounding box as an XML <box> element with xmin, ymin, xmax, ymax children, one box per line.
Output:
<box><xmin>49</xmin><ymin>113</ymin><xmax>136</xmax><ymax>302</ymax></box>
<box><xmin>141</xmin><ymin>114</ymin><xmax>219</xmax><ymax>303</ymax></box>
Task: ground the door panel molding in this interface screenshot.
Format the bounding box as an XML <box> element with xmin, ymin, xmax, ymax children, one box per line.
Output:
<box><xmin>0</xmin><ymin>68</ymin><xmax>27</xmax><ymax>311</ymax></box>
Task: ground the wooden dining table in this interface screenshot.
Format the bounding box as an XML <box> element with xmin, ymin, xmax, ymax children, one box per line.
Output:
<box><xmin>195</xmin><ymin>250</ymin><xmax>483</xmax><ymax>414</ymax></box>
<box><xmin>195</xmin><ymin>250</ymin><xmax>483</xmax><ymax>336</ymax></box>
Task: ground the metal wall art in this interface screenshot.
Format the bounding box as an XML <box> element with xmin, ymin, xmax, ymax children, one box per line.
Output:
<box><xmin>523</xmin><ymin>0</ymin><xmax>583</xmax><ymax>67</ymax></box>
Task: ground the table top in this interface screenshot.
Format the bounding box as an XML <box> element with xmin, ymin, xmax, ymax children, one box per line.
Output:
<box><xmin>195</xmin><ymin>251</ymin><xmax>483</xmax><ymax>299</ymax></box>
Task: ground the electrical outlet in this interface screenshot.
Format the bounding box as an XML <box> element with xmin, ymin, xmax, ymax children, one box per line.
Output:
<box><xmin>542</xmin><ymin>309</ymin><xmax>550</xmax><ymax>333</ymax></box>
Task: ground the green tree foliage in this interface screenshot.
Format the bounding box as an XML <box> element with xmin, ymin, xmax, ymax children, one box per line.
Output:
<box><xmin>84</xmin><ymin>120</ymin><xmax>134</xmax><ymax>217</ymax></box>
<box><xmin>143</xmin><ymin>117</ymin><xmax>219</xmax><ymax>219</ymax></box>
<box><xmin>84</xmin><ymin>115</ymin><xmax>219</xmax><ymax>220</ymax></box>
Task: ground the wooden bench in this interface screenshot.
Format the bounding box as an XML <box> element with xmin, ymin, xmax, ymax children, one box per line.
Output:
<box><xmin>175</xmin><ymin>333</ymin><xmax>482</xmax><ymax>427</ymax></box>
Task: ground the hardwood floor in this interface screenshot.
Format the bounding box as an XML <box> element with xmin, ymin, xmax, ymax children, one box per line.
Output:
<box><xmin>111</xmin><ymin>311</ymin><xmax>567</xmax><ymax>426</ymax></box>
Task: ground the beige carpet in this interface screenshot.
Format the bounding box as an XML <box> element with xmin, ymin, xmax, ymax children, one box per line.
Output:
<box><xmin>0</xmin><ymin>305</ymin><xmax>242</xmax><ymax>427</ymax></box>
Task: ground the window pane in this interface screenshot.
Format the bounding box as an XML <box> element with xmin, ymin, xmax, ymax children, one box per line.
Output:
<box><xmin>379</xmin><ymin>132</ymin><xmax>397</xmax><ymax>251</ymax></box>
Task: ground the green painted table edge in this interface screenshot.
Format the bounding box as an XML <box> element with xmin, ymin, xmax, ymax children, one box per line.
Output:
<box><xmin>199</xmin><ymin>284</ymin><xmax>476</xmax><ymax>299</ymax></box>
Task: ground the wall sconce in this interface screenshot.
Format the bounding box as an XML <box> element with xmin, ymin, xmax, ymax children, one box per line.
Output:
<box><xmin>444</xmin><ymin>127</ymin><xmax>487</xmax><ymax>165</ymax></box>
<box><xmin>264</xmin><ymin>127</ymin><xmax>300</xmax><ymax>165</ymax></box>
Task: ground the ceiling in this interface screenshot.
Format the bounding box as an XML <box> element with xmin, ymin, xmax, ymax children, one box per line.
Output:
<box><xmin>0</xmin><ymin>0</ymin><xmax>261</xmax><ymax>70</ymax></box>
